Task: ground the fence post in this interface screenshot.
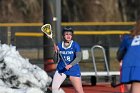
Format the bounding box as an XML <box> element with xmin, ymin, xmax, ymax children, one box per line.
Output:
<box><xmin>7</xmin><ymin>26</ymin><xmax>11</xmax><ymax>45</ymax></box>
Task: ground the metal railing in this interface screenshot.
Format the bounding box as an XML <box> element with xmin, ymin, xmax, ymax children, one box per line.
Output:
<box><xmin>81</xmin><ymin>45</ymin><xmax>119</xmax><ymax>76</ymax></box>
<box><xmin>81</xmin><ymin>45</ymin><xmax>120</xmax><ymax>85</ymax></box>
<box><xmin>91</xmin><ymin>45</ymin><xmax>110</xmax><ymax>77</ymax></box>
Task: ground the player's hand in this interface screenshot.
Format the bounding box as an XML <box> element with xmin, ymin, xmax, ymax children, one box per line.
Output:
<box><xmin>120</xmin><ymin>60</ymin><xmax>122</xmax><ymax>66</ymax></box>
<box><xmin>65</xmin><ymin>64</ymin><xmax>72</xmax><ymax>70</ymax></box>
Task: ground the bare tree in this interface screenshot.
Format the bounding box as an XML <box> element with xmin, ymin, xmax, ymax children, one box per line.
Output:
<box><xmin>0</xmin><ymin>0</ymin><xmax>43</xmax><ymax>22</ymax></box>
<box><xmin>62</xmin><ymin>0</ymin><xmax>122</xmax><ymax>22</ymax></box>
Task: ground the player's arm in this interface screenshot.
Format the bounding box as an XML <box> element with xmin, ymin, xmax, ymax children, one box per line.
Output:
<box><xmin>70</xmin><ymin>42</ymin><xmax>82</xmax><ymax>66</ymax></box>
<box><xmin>65</xmin><ymin>42</ymin><xmax>81</xmax><ymax>70</ymax></box>
<box><xmin>70</xmin><ymin>52</ymin><xmax>82</xmax><ymax>66</ymax></box>
<box><xmin>117</xmin><ymin>35</ymin><xmax>128</xmax><ymax>62</ymax></box>
<box><xmin>65</xmin><ymin>52</ymin><xmax>81</xmax><ymax>70</ymax></box>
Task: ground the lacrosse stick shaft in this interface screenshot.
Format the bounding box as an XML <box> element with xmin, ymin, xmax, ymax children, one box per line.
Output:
<box><xmin>119</xmin><ymin>66</ymin><xmax>125</xmax><ymax>92</ymax></box>
<box><xmin>51</xmin><ymin>39</ymin><xmax>67</xmax><ymax>66</ymax></box>
<box><xmin>41</xmin><ymin>24</ymin><xmax>67</xmax><ymax>66</ymax></box>
<box><xmin>111</xmin><ymin>82</ymin><xmax>123</xmax><ymax>88</ymax></box>
<box><xmin>58</xmin><ymin>51</ymin><xmax>67</xmax><ymax>66</ymax></box>
<box><xmin>111</xmin><ymin>65</ymin><xmax>125</xmax><ymax>90</ymax></box>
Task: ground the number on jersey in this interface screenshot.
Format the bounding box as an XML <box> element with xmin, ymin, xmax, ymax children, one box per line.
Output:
<box><xmin>131</xmin><ymin>35</ymin><xmax>140</xmax><ymax>46</ymax></box>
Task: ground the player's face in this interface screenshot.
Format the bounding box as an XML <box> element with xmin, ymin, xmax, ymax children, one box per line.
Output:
<box><xmin>64</xmin><ymin>32</ymin><xmax>73</xmax><ymax>42</ymax></box>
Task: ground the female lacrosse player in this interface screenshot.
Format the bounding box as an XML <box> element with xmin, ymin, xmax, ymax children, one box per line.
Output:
<box><xmin>117</xmin><ymin>19</ymin><xmax>140</xmax><ymax>93</ymax></box>
<box><xmin>52</xmin><ymin>26</ymin><xmax>84</xmax><ymax>93</ymax></box>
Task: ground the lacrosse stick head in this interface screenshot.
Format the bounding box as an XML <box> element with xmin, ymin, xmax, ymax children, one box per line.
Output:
<box><xmin>41</xmin><ymin>24</ymin><xmax>53</xmax><ymax>38</ymax></box>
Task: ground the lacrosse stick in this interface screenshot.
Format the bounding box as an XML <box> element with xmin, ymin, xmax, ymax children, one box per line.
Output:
<box><xmin>111</xmin><ymin>62</ymin><xmax>124</xmax><ymax>92</ymax></box>
<box><xmin>41</xmin><ymin>24</ymin><xmax>53</xmax><ymax>38</ymax></box>
<box><xmin>111</xmin><ymin>81</ymin><xmax>123</xmax><ymax>88</ymax></box>
<box><xmin>111</xmin><ymin>70</ymin><xmax>125</xmax><ymax>92</ymax></box>
<box><xmin>41</xmin><ymin>24</ymin><xmax>67</xmax><ymax>66</ymax></box>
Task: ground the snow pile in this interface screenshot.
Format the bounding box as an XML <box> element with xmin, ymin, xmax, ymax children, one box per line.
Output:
<box><xmin>0</xmin><ymin>44</ymin><xmax>52</xmax><ymax>93</ymax></box>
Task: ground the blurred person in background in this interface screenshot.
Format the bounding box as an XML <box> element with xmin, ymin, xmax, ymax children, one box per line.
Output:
<box><xmin>117</xmin><ymin>19</ymin><xmax>140</xmax><ymax>93</ymax></box>
<box><xmin>52</xmin><ymin>26</ymin><xmax>84</xmax><ymax>93</ymax></box>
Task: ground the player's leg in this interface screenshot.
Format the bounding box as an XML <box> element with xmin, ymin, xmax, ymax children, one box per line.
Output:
<box><xmin>52</xmin><ymin>71</ymin><xmax>66</xmax><ymax>93</ymax></box>
<box><xmin>131</xmin><ymin>82</ymin><xmax>140</xmax><ymax>93</ymax></box>
<box><xmin>69</xmin><ymin>76</ymin><xmax>84</xmax><ymax>93</ymax></box>
<box><xmin>125</xmin><ymin>84</ymin><xmax>131</xmax><ymax>93</ymax></box>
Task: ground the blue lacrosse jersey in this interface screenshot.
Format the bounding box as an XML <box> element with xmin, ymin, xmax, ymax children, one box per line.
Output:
<box><xmin>56</xmin><ymin>40</ymin><xmax>81</xmax><ymax>77</ymax></box>
<box><xmin>120</xmin><ymin>34</ymin><xmax>140</xmax><ymax>67</ymax></box>
<box><xmin>119</xmin><ymin>34</ymin><xmax>140</xmax><ymax>83</ymax></box>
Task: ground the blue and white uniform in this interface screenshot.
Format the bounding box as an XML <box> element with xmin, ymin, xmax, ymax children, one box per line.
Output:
<box><xmin>118</xmin><ymin>34</ymin><xmax>140</xmax><ymax>83</ymax></box>
<box><xmin>57</xmin><ymin>40</ymin><xmax>81</xmax><ymax>77</ymax></box>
